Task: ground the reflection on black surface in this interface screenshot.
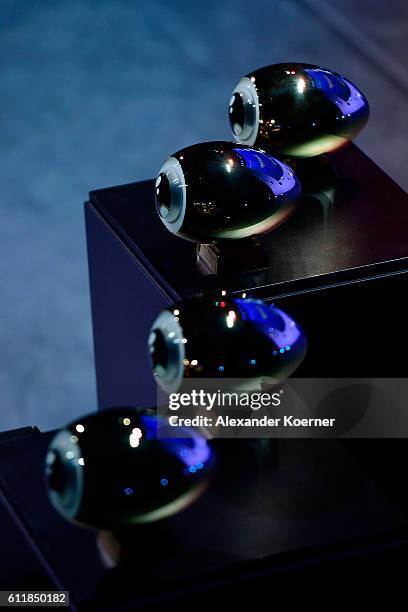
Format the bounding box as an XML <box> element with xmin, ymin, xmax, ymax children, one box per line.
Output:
<box><xmin>313</xmin><ymin>383</ymin><xmax>372</xmax><ymax>437</ymax></box>
<box><xmin>148</xmin><ymin>292</ymin><xmax>307</xmax><ymax>393</ymax></box>
<box><xmin>209</xmin><ymin>153</ymin><xmax>339</xmax><ymax>282</ymax></box>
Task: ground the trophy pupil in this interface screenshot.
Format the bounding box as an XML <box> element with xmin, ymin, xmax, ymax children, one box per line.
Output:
<box><xmin>229</xmin><ymin>93</ymin><xmax>246</xmax><ymax>136</ymax></box>
<box><xmin>150</xmin><ymin>329</ymin><xmax>169</xmax><ymax>371</ymax></box>
<box><xmin>156</xmin><ymin>173</ymin><xmax>172</xmax><ymax>219</ymax></box>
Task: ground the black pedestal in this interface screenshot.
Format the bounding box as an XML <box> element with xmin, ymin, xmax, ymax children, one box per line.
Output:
<box><xmin>85</xmin><ymin>143</ymin><xmax>408</xmax><ymax>410</ymax></box>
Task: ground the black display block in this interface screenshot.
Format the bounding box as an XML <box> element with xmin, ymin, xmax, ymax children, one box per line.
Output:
<box><xmin>86</xmin><ymin>143</ymin><xmax>408</xmax><ymax>409</ymax></box>
<box><xmin>1</xmin><ymin>273</ymin><xmax>408</xmax><ymax>607</ymax></box>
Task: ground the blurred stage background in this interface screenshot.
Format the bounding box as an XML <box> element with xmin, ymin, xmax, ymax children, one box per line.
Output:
<box><xmin>0</xmin><ymin>0</ymin><xmax>407</xmax><ymax>431</ymax></box>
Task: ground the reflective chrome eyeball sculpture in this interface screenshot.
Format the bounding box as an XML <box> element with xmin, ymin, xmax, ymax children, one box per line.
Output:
<box><xmin>155</xmin><ymin>141</ymin><xmax>301</xmax><ymax>242</ymax></box>
<box><xmin>229</xmin><ymin>63</ymin><xmax>369</xmax><ymax>158</ymax></box>
<box><xmin>45</xmin><ymin>408</ymin><xmax>214</xmax><ymax>529</ymax></box>
<box><xmin>148</xmin><ymin>292</ymin><xmax>306</xmax><ymax>394</ymax></box>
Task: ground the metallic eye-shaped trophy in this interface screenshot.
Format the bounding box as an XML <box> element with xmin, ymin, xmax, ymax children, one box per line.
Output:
<box><xmin>45</xmin><ymin>408</ymin><xmax>214</xmax><ymax>530</ymax></box>
<box><xmin>155</xmin><ymin>141</ymin><xmax>301</xmax><ymax>243</ymax></box>
<box><xmin>148</xmin><ymin>292</ymin><xmax>306</xmax><ymax>394</ymax></box>
<box><xmin>229</xmin><ymin>63</ymin><xmax>369</xmax><ymax>158</ymax></box>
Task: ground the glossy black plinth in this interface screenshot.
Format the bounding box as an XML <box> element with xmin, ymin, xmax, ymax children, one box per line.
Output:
<box><xmin>3</xmin><ymin>271</ymin><xmax>408</xmax><ymax>604</ymax></box>
<box><xmin>85</xmin><ymin>143</ymin><xmax>408</xmax><ymax>410</ymax></box>
<box><xmin>2</xmin><ymin>424</ymin><xmax>408</xmax><ymax>609</ymax></box>
<box><xmin>0</xmin><ymin>428</ymin><xmax>57</xmax><ymax>591</ymax></box>
<box><xmin>88</xmin><ymin>144</ymin><xmax>408</xmax><ymax>296</ymax></box>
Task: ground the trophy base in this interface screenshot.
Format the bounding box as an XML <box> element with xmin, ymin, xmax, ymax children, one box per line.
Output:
<box><xmin>196</xmin><ymin>239</ymin><xmax>269</xmax><ymax>276</ymax></box>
